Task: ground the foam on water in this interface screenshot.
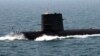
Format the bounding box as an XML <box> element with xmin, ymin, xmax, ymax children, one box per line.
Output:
<box><xmin>0</xmin><ymin>32</ymin><xmax>100</xmax><ymax>41</ymax></box>
<box><xmin>35</xmin><ymin>34</ymin><xmax>100</xmax><ymax>41</ymax></box>
<box><xmin>0</xmin><ymin>32</ymin><xmax>27</xmax><ymax>41</ymax></box>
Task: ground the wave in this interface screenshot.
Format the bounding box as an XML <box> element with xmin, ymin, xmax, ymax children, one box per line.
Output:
<box><xmin>0</xmin><ymin>32</ymin><xmax>100</xmax><ymax>41</ymax></box>
<box><xmin>35</xmin><ymin>34</ymin><xmax>100</xmax><ymax>41</ymax></box>
<box><xmin>0</xmin><ymin>32</ymin><xmax>27</xmax><ymax>41</ymax></box>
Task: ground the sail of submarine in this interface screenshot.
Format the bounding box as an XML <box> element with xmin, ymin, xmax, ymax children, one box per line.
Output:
<box><xmin>21</xmin><ymin>13</ymin><xmax>100</xmax><ymax>40</ymax></box>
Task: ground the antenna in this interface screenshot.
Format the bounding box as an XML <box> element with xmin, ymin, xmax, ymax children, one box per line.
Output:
<box><xmin>44</xmin><ymin>8</ymin><xmax>49</xmax><ymax>14</ymax></box>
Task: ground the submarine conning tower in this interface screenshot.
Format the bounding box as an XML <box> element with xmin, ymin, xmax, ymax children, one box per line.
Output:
<box><xmin>42</xmin><ymin>13</ymin><xmax>64</xmax><ymax>32</ymax></box>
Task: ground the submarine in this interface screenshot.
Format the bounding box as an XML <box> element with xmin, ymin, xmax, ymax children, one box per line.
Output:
<box><xmin>21</xmin><ymin>13</ymin><xmax>100</xmax><ymax>40</ymax></box>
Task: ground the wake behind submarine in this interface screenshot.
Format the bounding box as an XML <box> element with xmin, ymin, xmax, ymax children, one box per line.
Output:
<box><xmin>21</xmin><ymin>13</ymin><xmax>100</xmax><ymax>40</ymax></box>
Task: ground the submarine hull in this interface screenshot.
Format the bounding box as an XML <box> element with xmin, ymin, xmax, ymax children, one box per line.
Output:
<box><xmin>21</xmin><ymin>13</ymin><xmax>100</xmax><ymax>40</ymax></box>
<box><xmin>22</xmin><ymin>29</ymin><xmax>100</xmax><ymax>40</ymax></box>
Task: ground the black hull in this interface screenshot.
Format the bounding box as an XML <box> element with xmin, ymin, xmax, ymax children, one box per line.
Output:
<box><xmin>21</xmin><ymin>13</ymin><xmax>100</xmax><ymax>40</ymax></box>
<box><xmin>22</xmin><ymin>29</ymin><xmax>100</xmax><ymax>40</ymax></box>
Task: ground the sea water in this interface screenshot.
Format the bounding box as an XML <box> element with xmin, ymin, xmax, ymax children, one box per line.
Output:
<box><xmin>0</xmin><ymin>0</ymin><xmax>100</xmax><ymax>56</ymax></box>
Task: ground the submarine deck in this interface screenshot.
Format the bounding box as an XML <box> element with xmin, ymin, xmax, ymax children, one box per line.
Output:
<box><xmin>22</xmin><ymin>29</ymin><xmax>100</xmax><ymax>40</ymax></box>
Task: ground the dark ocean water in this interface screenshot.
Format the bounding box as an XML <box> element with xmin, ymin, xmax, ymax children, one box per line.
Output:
<box><xmin>0</xmin><ymin>0</ymin><xmax>100</xmax><ymax>56</ymax></box>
